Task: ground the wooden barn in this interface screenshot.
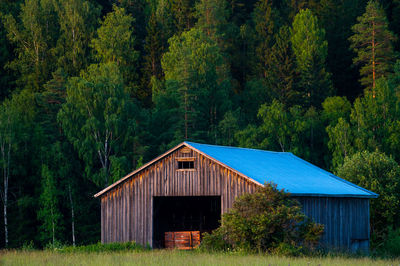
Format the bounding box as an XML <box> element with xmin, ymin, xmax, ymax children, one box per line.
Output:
<box><xmin>94</xmin><ymin>142</ymin><xmax>378</xmax><ymax>251</ymax></box>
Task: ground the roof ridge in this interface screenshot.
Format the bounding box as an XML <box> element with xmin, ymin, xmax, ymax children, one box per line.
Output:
<box><xmin>286</xmin><ymin>153</ymin><xmax>378</xmax><ymax>197</ymax></box>
<box><xmin>184</xmin><ymin>141</ymin><xmax>289</xmax><ymax>154</ymax></box>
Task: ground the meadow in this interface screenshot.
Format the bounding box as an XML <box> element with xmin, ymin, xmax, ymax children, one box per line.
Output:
<box><xmin>1</xmin><ymin>250</ymin><xmax>399</xmax><ymax>266</ymax></box>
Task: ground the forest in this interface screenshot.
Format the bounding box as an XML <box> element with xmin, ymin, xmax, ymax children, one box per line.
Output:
<box><xmin>0</xmin><ymin>0</ymin><xmax>400</xmax><ymax>252</ymax></box>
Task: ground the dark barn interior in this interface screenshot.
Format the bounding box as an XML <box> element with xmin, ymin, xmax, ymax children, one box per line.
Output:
<box><xmin>153</xmin><ymin>196</ymin><xmax>221</xmax><ymax>248</ymax></box>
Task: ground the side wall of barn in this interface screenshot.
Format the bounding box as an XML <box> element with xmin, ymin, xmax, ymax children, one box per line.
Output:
<box><xmin>100</xmin><ymin>147</ymin><xmax>259</xmax><ymax>246</ymax></box>
<box><xmin>295</xmin><ymin>197</ymin><xmax>370</xmax><ymax>252</ymax></box>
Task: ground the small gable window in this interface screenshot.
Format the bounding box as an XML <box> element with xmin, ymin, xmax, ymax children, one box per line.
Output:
<box><xmin>178</xmin><ymin>161</ymin><xmax>194</xmax><ymax>169</ymax></box>
<box><xmin>176</xmin><ymin>157</ymin><xmax>196</xmax><ymax>170</ymax></box>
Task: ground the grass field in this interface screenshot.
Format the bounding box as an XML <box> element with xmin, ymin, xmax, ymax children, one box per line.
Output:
<box><xmin>1</xmin><ymin>250</ymin><xmax>400</xmax><ymax>266</ymax></box>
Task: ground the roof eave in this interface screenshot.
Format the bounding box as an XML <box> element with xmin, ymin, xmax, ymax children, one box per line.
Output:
<box><xmin>94</xmin><ymin>142</ymin><xmax>188</xmax><ymax>198</ymax></box>
<box><xmin>290</xmin><ymin>193</ymin><xmax>379</xmax><ymax>199</ymax></box>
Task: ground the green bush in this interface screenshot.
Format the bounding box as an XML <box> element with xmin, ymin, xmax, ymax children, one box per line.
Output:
<box><xmin>21</xmin><ymin>240</ymin><xmax>35</xmax><ymax>251</ymax></box>
<box><xmin>379</xmin><ymin>227</ymin><xmax>400</xmax><ymax>257</ymax></box>
<box><xmin>336</xmin><ymin>150</ymin><xmax>400</xmax><ymax>245</ymax></box>
<box><xmin>58</xmin><ymin>241</ymin><xmax>147</xmax><ymax>253</ymax></box>
<box><xmin>45</xmin><ymin>240</ymin><xmax>65</xmax><ymax>250</ymax></box>
<box><xmin>201</xmin><ymin>183</ymin><xmax>324</xmax><ymax>255</ymax></box>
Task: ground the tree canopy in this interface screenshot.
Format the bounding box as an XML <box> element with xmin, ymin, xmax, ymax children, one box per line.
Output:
<box><xmin>0</xmin><ymin>0</ymin><xmax>400</xmax><ymax>252</ymax></box>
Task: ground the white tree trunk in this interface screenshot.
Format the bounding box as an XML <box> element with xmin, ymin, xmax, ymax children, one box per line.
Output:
<box><xmin>68</xmin><ymin>184</ymin><xmax>76</xmax><ymax>246</ymax></box>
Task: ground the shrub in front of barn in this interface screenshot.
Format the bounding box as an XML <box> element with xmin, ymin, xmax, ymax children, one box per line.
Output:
<box><xmin>200</xmin><ymin>183</ymin><xmax>324</xmax><ymax>255</ymax></box>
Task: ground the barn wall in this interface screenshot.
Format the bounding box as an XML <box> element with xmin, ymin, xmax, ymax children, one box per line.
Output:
<box><xmin>295</xmin><ymin>197</ymin><xmax>370</xmax><ymax>251</ymax></box>
<box><xmin>100</xmin><ymin>146</ymin><xmax>259</xmax><ymax>246</ymax></box>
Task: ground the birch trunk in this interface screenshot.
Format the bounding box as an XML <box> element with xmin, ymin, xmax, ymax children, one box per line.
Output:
<box><xmin>68</xmin><ymin>184</ymin><xmax>76</xmax><ymax>246</ymax></box>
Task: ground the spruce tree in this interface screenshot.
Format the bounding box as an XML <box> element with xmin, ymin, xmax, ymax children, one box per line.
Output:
<box><xmin>291</xmin><ymin>9</ymin><xmax>332</xmax><ymax>107</ymax></box>
<box><xmin>195</xmin><ymin>0</ymin><xmax>230</xmax><ymax>39</ymax></box>
<box><xmin>267</xmin><ymin>25</ymin><xmax>297</xmax><ymax>106</ymax></box>
<box><xmin>252</xmin><ymin>0</ymin><xmax>276</xmax><ymax>79</ymax></box>
<box><xmin>141</xmin><ymin>0</ymin><xmax>174</xmax><ymax>102</ymax></box>
<box><xmin>349</xmin><ymin>0</ymin><xmax>397</xmax><ymax>96</ymax></box>
<box><xmin>170</xmin><ymin>0</ymin><xmax>195</xmax><ymax>33</ymax></box>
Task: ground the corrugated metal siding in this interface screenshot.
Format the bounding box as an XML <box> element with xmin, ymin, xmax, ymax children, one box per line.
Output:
<box><xmin>295</xmin><ymin>197</ymin><xmax>369</xmax><ymax>251</ymax></box>
<box><xmin>100</xmin><ymin>146</ymin><xmax>259</xmax><ymax>246</ymax></box>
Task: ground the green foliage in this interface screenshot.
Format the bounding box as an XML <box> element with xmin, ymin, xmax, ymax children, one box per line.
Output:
<box><xmin>141</xmin><ymin>0</ymin><xmax>174</xmax><ymax>101</ymax></box>
<box><xmin>252</xmin><ymin>0</ymin><xmax>276</xmax><ymax>79</ymax></box>
<box><xmin>379</xmin><ymin>227</ymin><xmax>400</xmax><ymax>257</ymax></box>
<box><xmin>58</xmin><ymin>63</ymin><xmax>140</xmax><ymax>187</ymax></box>
<box><xmin>2</xmin><ymin>0</ymin><xmax>58</xmax><ymax>91</ymax></box>
<box><xmin>267</xmin><ymin>25</ymin><xmax>298</xmax><ymax>106</ymax></box>
<box><xmin>291</xmin><ymin>9</ymin><xmax>332</xmax><ymax>107</ymax></box>
<box><xmin>21</xmin><ymin>240</ymin><xmax>35</xmax><ymax>251</ymax></box>
<box><xmin>54</xmin><ymin>0</ymin><xmax>100</xmax><ymax>76</ymax></box>
<box><xmin>1</xmin><ymin>0</ymin><xmax>400</xmax><ymax>251</ymax></box>
<box><xmin>246</xmin><ymin>100</ymin><xmax>324</xmax><ymax>165</ymax></box>
<box><xmin>0</xmin><ymin>89</ymin><xmax>35</xmax><ymax>247</ymax></box>
<box><xmin>91</xmin><ymin>5</ymin><xmax>139</xmax><ymax>93</ymax></box>
<box><xmin>58</xmin><ymin>241</ymin><xmax>146</xmax><ymax>253</ymax></box>
<box><xmin>326</xmin><ymin>118</ymin><xmax>354</xmax><ymax>169</ymax></box>
<box><xmin>349</xmin><ymin>0</ymin><xmax>397</xmax><ymax>91</ymax></box>
<box><xmin>195</xmin><ymin>0</ymin><xmax>230</xmax><ymax>39</ymax></box>
<box><xmin>350</xmin><ymin>78</ymin><xmax>400</xmax><ymax>156</ymax></box>
<box><xmin>336</xmin><ymin>150</ymin><xmax>400</xmax><ymax>244</ymax></box>
<box><xmin>38</xmin><ymin>164</ymin><xmax>62</xmax><ymax>247</ymax></box>
<box><xmin>323</xmin><ymin>96</ymin><xmax>353</xmax><ymax>168</ymax></box>
<box><xmin>201</xmin><ymin>183</ymin><xmax>324</xmax><ymax>254</ymax></box>
<box><xmin>170</xmin><ymin>0</ymin><xmax>195</xmax><ymax>33</ymax></box>
<box><xmin>322</xmin><ymin>96</ymin><xmax>352</xmax><ymax>125</ymax></box>
<box><xmin>160</xmin><ymin>27</ymin><xmax>231</xmax><ymax>143</ymax></box>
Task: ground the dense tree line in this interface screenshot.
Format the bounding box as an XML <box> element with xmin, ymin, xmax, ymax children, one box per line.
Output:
<box><xmin>0</xmin><ymin>0</ymin><xmax>400</xmax><ymax>250</ymax></box>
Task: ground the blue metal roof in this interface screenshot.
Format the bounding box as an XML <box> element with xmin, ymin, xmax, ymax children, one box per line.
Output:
<box><xmin>185</xmin><ymin>142</ymin><xmax>378</xmax><ymax>198</ymax></box>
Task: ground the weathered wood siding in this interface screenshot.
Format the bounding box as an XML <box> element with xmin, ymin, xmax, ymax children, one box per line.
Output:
<box><xmin>100</xmin><ymin>146</ymin><xmax>371</xmax><ymax>251</ymax></box>
<box><xmin>100</xmin><ymin>146</ymin><xmax>259</xmax><ymax>246</ymax></box>
<box><xmin>295</xmin><ymin>197</ymin><xmax>370</xmax><ymax>251</ymax></box>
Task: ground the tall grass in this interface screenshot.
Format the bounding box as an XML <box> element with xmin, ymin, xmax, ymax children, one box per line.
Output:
<box><xmin>1</xmin><ymin>249</ymin><xmax>399</xmax><ymax>266</ymax></box>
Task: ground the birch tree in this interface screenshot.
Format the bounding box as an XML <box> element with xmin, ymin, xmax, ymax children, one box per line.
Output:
<box><xmin>0</xmin><ymin>90</ymin><xmax>35</xmax><ymax>247</ymax></box>
<box><xmin>58</xmin><ymin>63</ymin><xmax>140</xmax><ymax>187</ymax></box>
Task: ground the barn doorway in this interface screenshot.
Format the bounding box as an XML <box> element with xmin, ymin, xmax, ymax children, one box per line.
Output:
<box><xmin>152</xmin><ymin>196</ymin><xmax>221</xmax><ymax>248</ymax></box>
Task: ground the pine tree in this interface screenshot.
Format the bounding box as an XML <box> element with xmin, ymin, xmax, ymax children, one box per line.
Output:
<box><xmin>291</xmin><ymin>9</ymin><xmax>332</xmax><ymax>107</ymax></box>
<box><xmin>349</xmin><ymin>0</ymin><xmax>397</xmax><ymax>96</ymax></box>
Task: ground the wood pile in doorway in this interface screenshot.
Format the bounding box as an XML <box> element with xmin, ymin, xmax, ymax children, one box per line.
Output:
<box><xmin>165</xmin><ymin>231</ymin><xmax>201</xmax><ymax>249</ymax></box>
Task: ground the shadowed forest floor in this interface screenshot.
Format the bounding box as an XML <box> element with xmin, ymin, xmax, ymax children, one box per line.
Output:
<box><xmin>1</xmin><ymin>250</ymin><xmax>400</xmax><ymax>266</ymax></box>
